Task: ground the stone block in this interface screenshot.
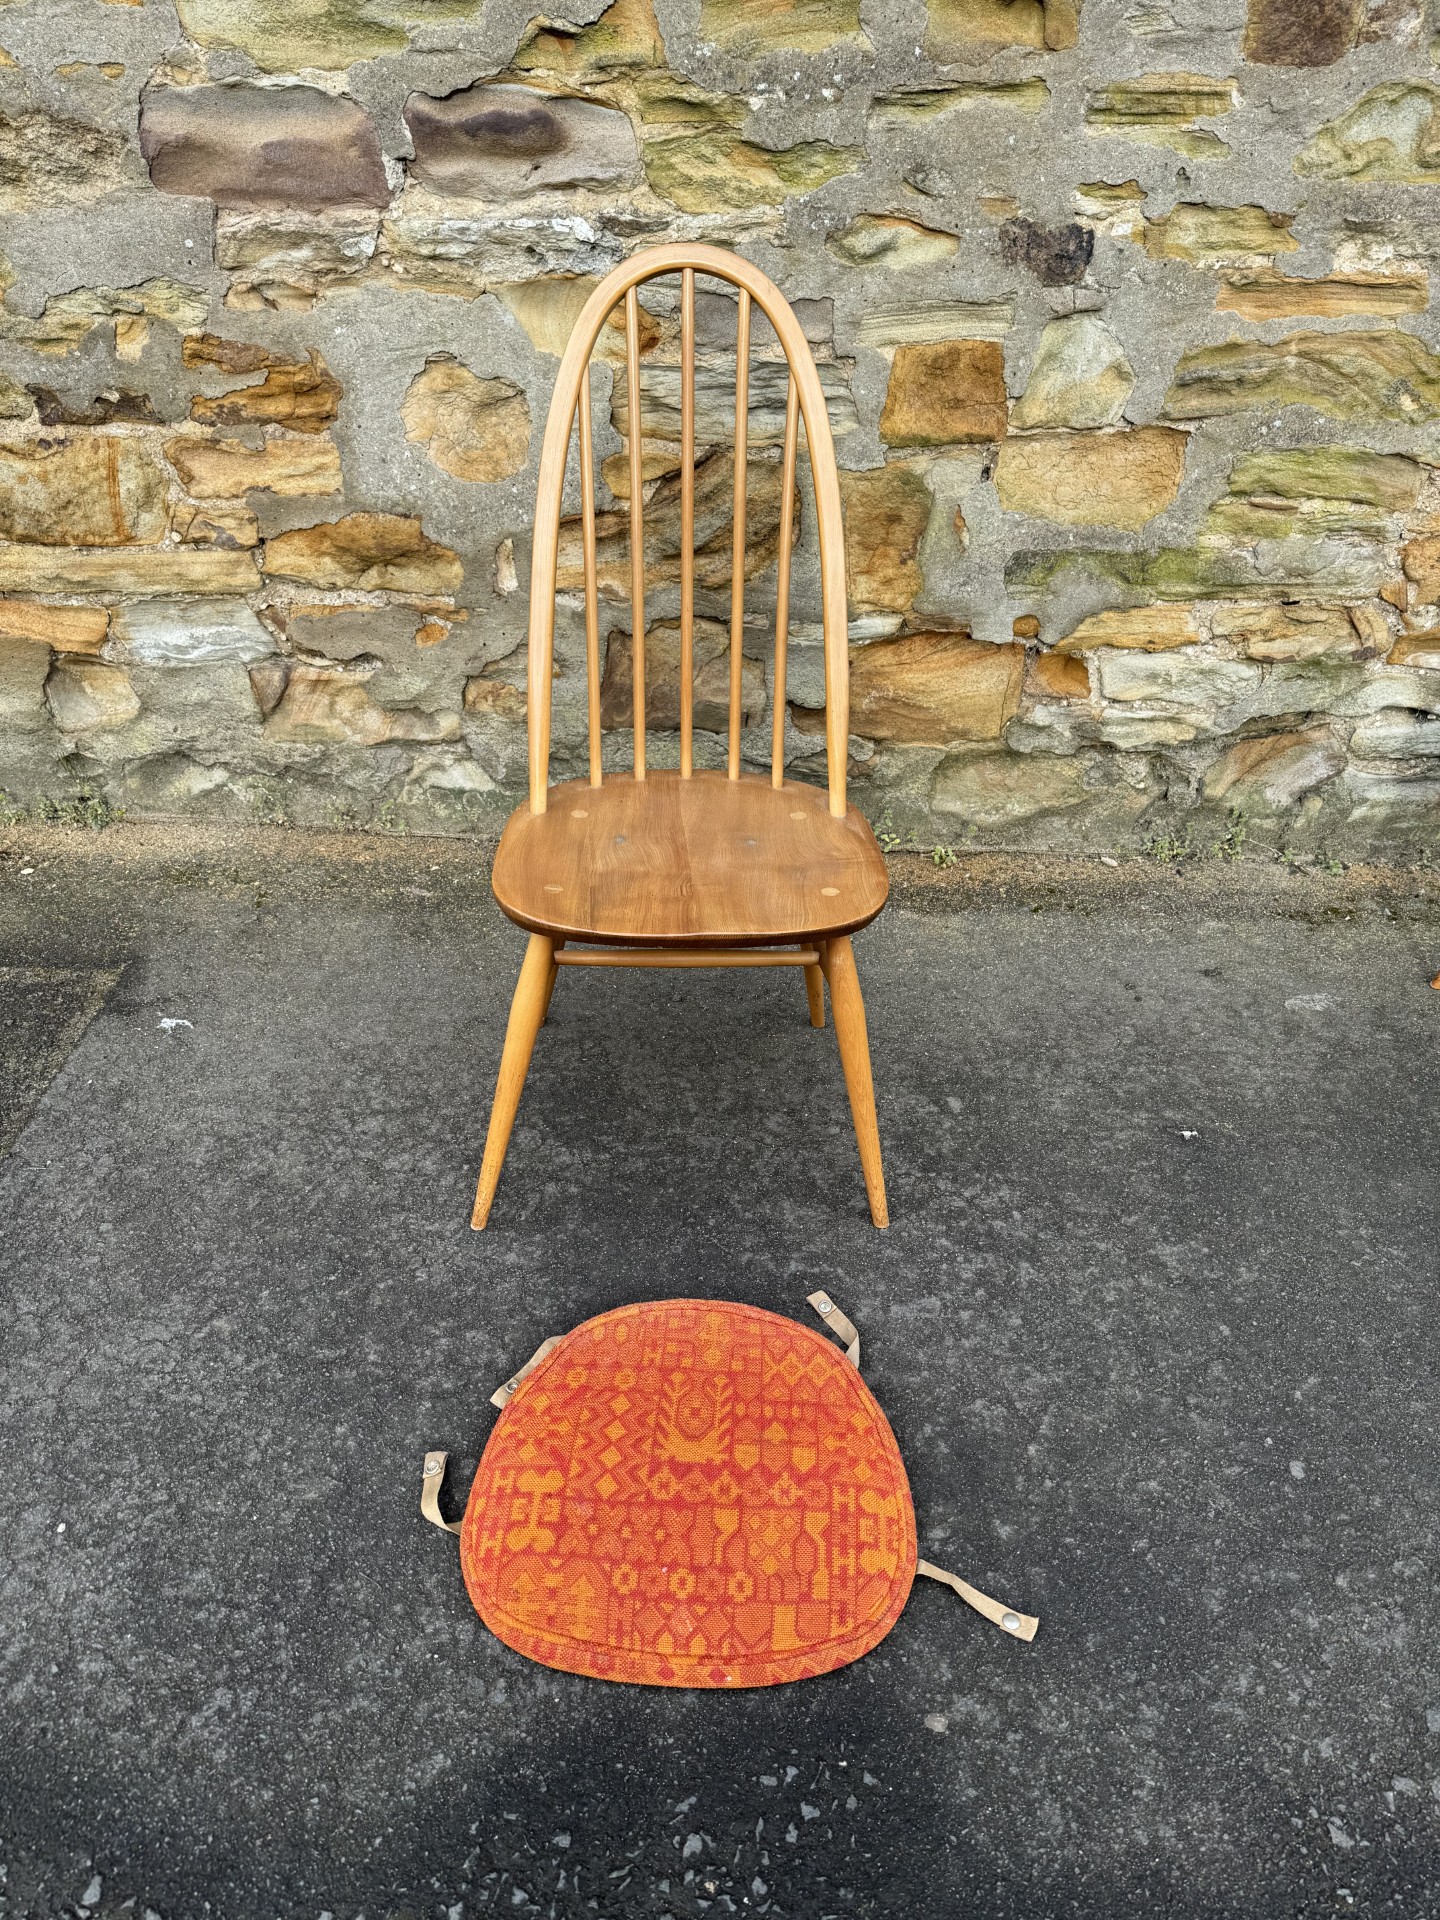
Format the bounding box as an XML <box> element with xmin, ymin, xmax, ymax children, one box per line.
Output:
<box><xmin>1212</xmin><ymin>603</ymin><xmax>1367</xmax><ymax>663</ymax></box>
<box><xmin>0</xmin><ymin>110</ymin><xmax>128</xmax><ymax>212</ymax></box>
<box><xmin>879</xmin><ymin>342</ymin><xmax>1007</xmax><ymax>447</ymax></box>
<box><xmin>263</xmin><ymin>664</ymin><xmax>460</xmax><ymax>746</ymax></box>
<box><xmin>1094</xmin><ymin>648</ymin><xmax>1261</xmax><ymax>708</ymax></box>
<box><xmin>1205</xmin><ymin>447</ymin><xmax>1426</xmax><ymax>539</ymax></box>
<box><xmin>1403</xmin><ymin>535</ymin><xmax>1440</xmax><ymax>605</ymax></box>
<box><xmin>845</xmin><ymin>632</ymin><xmax>1024</xmax><ymax>745</ymax></box>
<box><xmin>173</xmin><ymin>503</ymin><xmax>261</xmax><ymax>549</ymax></box>
<box><xmin>463</xmin><ymin>675</ymin><xmax>526</xmax><ymax>720</ymax></box>
<box><xmin>1055</xmin><ymin>606</ymin><xmax>1200</xmax><ymax>653</ymax></box>
<box><xmin>1225</xmin><ymin>447</ymin><xmax>1422</xmax><ymax>515</ymax></box>
<box><xmin>1200</xmin><ymin>728</ymin><xmax>1345</xmax><ymax>805</ymax></box>
<box><xmin>839</xmin><ymin>466</ymin><xmax>932</xmax><ymax>615</ymax></box>
<box><xmin>173</xmin><ymin>0</ymin><xmax>484</xmax><ymax>71</ymax></box>
<box><xmin>190</xmin><ymin>353</ymin><xmax>342</xmax><ymax>435</ymax></box>
<box><xmin>510</xmin><ymin>0</ymin><xmax>667</xmax><ymax>79</ymax></box>
<box><xmin>1216</xmin><ymin>270</ymin><xmax>1428</xmax><ymax>321</ymax></box>
<box><xmin>995</xmin><ymin>427</ymin><xmax>1187</xmax><ymax>530</ymax></box>
<box><xmin>699</xmin><ymin>0</ymin><xmax>866</xmax><ymax>50</ymax></box>
<box><xmin>925</xmin><ymin>0</ymin><xmax>1047</xmax><ymax>55</ymax></box>
<box><xmin>871</xmin><ymin>82</ymin><xmax>1051</xmax><ymax>124</ymax></box>
<box><xmin>1163</xmin><ymin>331</ymin><xmax>1440</xmax><ymax>426</ymax></box>
<box><xmin>1027</xmin><ymin>651</ymin><xmax>1091</xmax><ymax>700</ymax></box>
<box><xmin>1009</xmin><ymin>540</ymin><xmax>1386</xmax><ymax>602</ymax></box>
<box><xmin>45</xmin><ymin>660</ymin><xmax>139</xmax><ymax>733</ymax></box>
<box><xmin>0</xmin><ymin>436</ymin><xmax>168</xmax><ymax>548</ymax></box>
<box><xmin>1388</xmin><ymin>631</ymin><xmax>1440</xmax><ymax>670</ymax></box>
<box><xmin>1243</xmin><ymin>0</ymin><xmax>1361</xmax><ymax>63</ymax></box>
<box><xmin>1144</xmin><ymin>203</ymin><xmax>1298</xmax><ymax>264</ymax></box>
<box><xmin>827</xmin><ymin>215</ymin><xmax>958</xmax><ymax>270</ymax></box>
<box><xmin>0</xmin><ymin>601</ymin><xmax>108</xmax><ymax>655</ymax></box>
<box><xmin>140</xmin><ymin>84</ymin><xmax>389</xmax><ymax>211</ymax></box>
<box><xmin>0</xmin><ymin>633</ymin><xmax>54</xmax><ymax>739</ymax></box>
<box><xmin>0</xmin><ymin>279</ymin><xmax>212</xmax><ymax>363</ymax></box>
<box><xmin>405</xmin><ymin>84</ymin><xmax>639</xmax><ymax>199</ymax></box>
<box><xmin>214</xmin><ymin>208</ymin><xmax>380</xmax><ymax>307</ymax></box>
<box><xmin>599</xmin><ymin>618</ymin><xmax>765</xmax><ymax>732</ymax></box>
<box><xmin>401</xmin><ymin>358</ymin><xmax>531</xmax><ymax>483</ymax></box>
<box><xmin>1297</xmin><ymin>84</ymin><xmax>1440</xmax><ymax>183</ymax></box>
<box><xmin>1350</xmin><ymin>709</ymin><xmax>1440</xmax><ymax>759</ymax></box>
<box><xmin>0</xmin><ymin>548</ymin><xmax>261</xmax><ymax>597</ymax></box>
<box><xmin>1011</xmin><ymin>315</ymin><xmax>1133</xmax><ymax>430</ymax></box>
<box><xmin>166</xmin><ymin>435</ymin><xmax>343</xmax><ymax>499</ymax></box>
<box><xmin>643</xmin><ymin>132</ymin><xmax>861</xmax><ymax>213</ymax></box>
<box><xmin>264</xmin><ymin>515</ymin><xmax>463</xmax><ymax>595</ymax></box>
<box><xmin>109</xmin><ymin>599</ymin><xmax>273</xmax><ymax>667</ymax></box>
<box><xmin>1239</xmin><ymin>659</ymin><xmax>1440</xmax><ymax>722</ymax></box>
<box><xmin>853</xmin><ymin>302</ymin><xmax>1015</xmax><ymax>351</ymax></box>
<box><xmin>380</xmin><ymin>190</ymin><xmax>631</xmax><ymax>290</ymax></box>
<box><xmin>1084</xmin><ymin>73</ymin><xmax>1236</xmax><ymax>160</ymax></box>
<box><xmin>932</xmin><ymin>746</ymin><xmax>1092</xmax><ymax>824</ymax></box>
<box><xmin>997</xmin><ymin>219</ymin><xmax>1093</xmax><ymax>288</ymax></box>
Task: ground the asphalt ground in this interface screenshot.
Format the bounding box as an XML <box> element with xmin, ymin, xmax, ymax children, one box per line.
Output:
<box><xmin>1</xmin><ymin>824</ymin><xmax>1438</xmax><ymax>1920</ymax></box>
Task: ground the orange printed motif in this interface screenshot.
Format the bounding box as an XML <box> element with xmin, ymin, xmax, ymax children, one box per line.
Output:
<box><xmin>461</xmin><ymin>1300</ymin><xmax>917</xmax><ymax>1687</ymax></box>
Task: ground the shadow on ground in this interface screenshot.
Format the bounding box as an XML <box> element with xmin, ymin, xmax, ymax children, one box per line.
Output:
<box><xmin>1</xmin><ymin>826</ymin><xmax>1438</xmax><ymax>1920</ymax></box>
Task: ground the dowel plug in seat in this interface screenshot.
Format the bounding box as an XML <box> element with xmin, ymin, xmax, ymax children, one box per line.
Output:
<box><xmin>472</xmin><ymin>244</ymin><xmax>891</xmax><ymax>1232</ymax></box>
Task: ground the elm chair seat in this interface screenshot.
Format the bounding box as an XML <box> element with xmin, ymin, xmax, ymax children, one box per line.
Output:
<box><xmin>492</xmin><ymin>770</ymin><xmax>889</xmax><ymax>947</ymax></box>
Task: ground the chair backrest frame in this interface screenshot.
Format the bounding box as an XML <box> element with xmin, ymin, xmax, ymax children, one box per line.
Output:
<box><xmin>524</xmin><ymin>243</ymin><xmax>850</xmax><ymax>820</ymax></box>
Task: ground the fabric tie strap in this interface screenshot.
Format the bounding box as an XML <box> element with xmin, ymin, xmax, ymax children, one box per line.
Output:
<box><xmin>421</xmin><ymin>1450</ymin><xmax>461</xmax><ymax>1535</ymax></box>
<box><xmin>806</xmin><ymin>1290</ymin><xmax>860</xmax><ymax>1368</ymax></box>
<box><xmin>916</xmin><ymin>1559</ymin><xmax>1039</xmax><ymax>1640</ymax></box>
<box><xmin>489</xmin><ymin>1334</ymin><xmax>564</xmax><ymax>1410</ymax></box>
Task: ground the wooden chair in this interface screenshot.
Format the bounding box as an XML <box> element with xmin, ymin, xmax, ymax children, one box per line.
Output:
<box><xmin>472</xmin><ymin>243</ymin><xmax>890</xmax><ymax>1231</ymax></box>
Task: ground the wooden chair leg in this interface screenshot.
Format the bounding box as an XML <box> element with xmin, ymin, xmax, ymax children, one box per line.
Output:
<box><xmin>541</xmin><ymin>939</ymin><xmax>565</xmax><ymax>1023</ymax></box>
<box><xmin>821</xmin><ymin>934</ymin><xmax>889</xmax><ymax>1229</ymax></box>
<box><xmin>471</xmin><ymin>932</ymin><xmax>554</xmax><ymax>1231</ymax></box>
<box><xmin>803</xmin><ymin>960</ymin><xmax>826</xmax><ymax>1028</ymax></box>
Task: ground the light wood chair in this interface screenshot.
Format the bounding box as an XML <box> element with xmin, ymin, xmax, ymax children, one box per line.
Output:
<box><xmin>472</xmin><ymin>243</ymin><xmax>890</xmax><ymax>1231</ymax></box>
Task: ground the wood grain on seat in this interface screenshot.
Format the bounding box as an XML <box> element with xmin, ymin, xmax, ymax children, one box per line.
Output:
<box><xmin>492</xmin><ymin>771</ymin><xmax>888</xmax><ymax>947</ymax></box>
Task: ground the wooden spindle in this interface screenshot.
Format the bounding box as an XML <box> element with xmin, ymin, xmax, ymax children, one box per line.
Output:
<box><xmin>625</xmin><ymin>286</ymin><xmax>646</xmax><ymax>780</ymax></box>
<box><xmin>679</xmin><ymin>267</ymin><xmax>695</xmax><ymax>778</ymax></box>
<box><xmin>578</xmin><ymin>361</ymin><xmax>601</xmax><ymax>787</ymax></box>
<box><xmin>729</xmin><ymin>289</ymin><xmax>750</xmax><ymax>782</ymax></box>
<box><xmin>772</xmin><ymin>373</ymin><xmax>799</xmax><ymax>788</ymax></box>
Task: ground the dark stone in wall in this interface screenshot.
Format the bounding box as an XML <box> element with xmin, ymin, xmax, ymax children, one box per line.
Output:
<box><xmin>28</xmin><ymin>388</ymin><xmax>165</xmax><ymax>426</ymax></box>
<box><xmin>403</xmin><ymin>81</ymin><xmax>639</xmax><ymax>197</ymax></box>
<box><xmin>139</xmin><ymin>83</ymin><xmax>390</xmax><ymax>210</ymax></box>
<box><xmin>1243</xmin><ymin>0</ymin><xmax>1363</xmax><ymax>65</ymax></box>
<box><xmin>998</xmin><ymin>217</ymin><xmax>1094</xmax><ymax>287</ymax></box>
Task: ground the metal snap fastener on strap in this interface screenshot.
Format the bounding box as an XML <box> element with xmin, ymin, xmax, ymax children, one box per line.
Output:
<box><xmin>915</xmin><ymin>1559</ymin><xmax>1039</xmax><ymax>1641</ymax></box>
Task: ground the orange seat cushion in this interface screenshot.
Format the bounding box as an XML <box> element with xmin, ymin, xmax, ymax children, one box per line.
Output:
<box><xmin>460</xmin><ymin>1300</ymin><xmax>917</xmax><ymax>1687</ymax></box>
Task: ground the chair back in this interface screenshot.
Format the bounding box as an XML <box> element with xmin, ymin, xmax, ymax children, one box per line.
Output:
<box><xmin>524</xmin><ymin>243</ymin><xmax>849</xmax><ymax>820</ymax></box>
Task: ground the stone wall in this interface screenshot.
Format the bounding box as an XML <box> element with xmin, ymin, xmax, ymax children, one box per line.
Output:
<box><xmin>0</xmin><ymin>0</ymin><xmax>1438</xmax><ymax>855</ymax></box>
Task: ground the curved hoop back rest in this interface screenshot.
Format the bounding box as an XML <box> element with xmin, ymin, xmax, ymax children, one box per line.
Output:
<box><xmin>525</xmin><ymin>243</ymin><xmax>850</xmax><ymax>820</ymax></box>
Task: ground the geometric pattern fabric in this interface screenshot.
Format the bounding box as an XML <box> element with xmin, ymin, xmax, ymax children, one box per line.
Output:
<box><xmin>461</xmin><ymin>1300</ymin><xmax>918</xmax><ymax>1686</ymax></box>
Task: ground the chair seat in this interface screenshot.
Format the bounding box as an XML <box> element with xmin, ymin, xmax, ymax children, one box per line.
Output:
<box><xmin>491</xmin><ymin>770</ymin><xmax>889</xmax><ymax>946</ymax></box>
